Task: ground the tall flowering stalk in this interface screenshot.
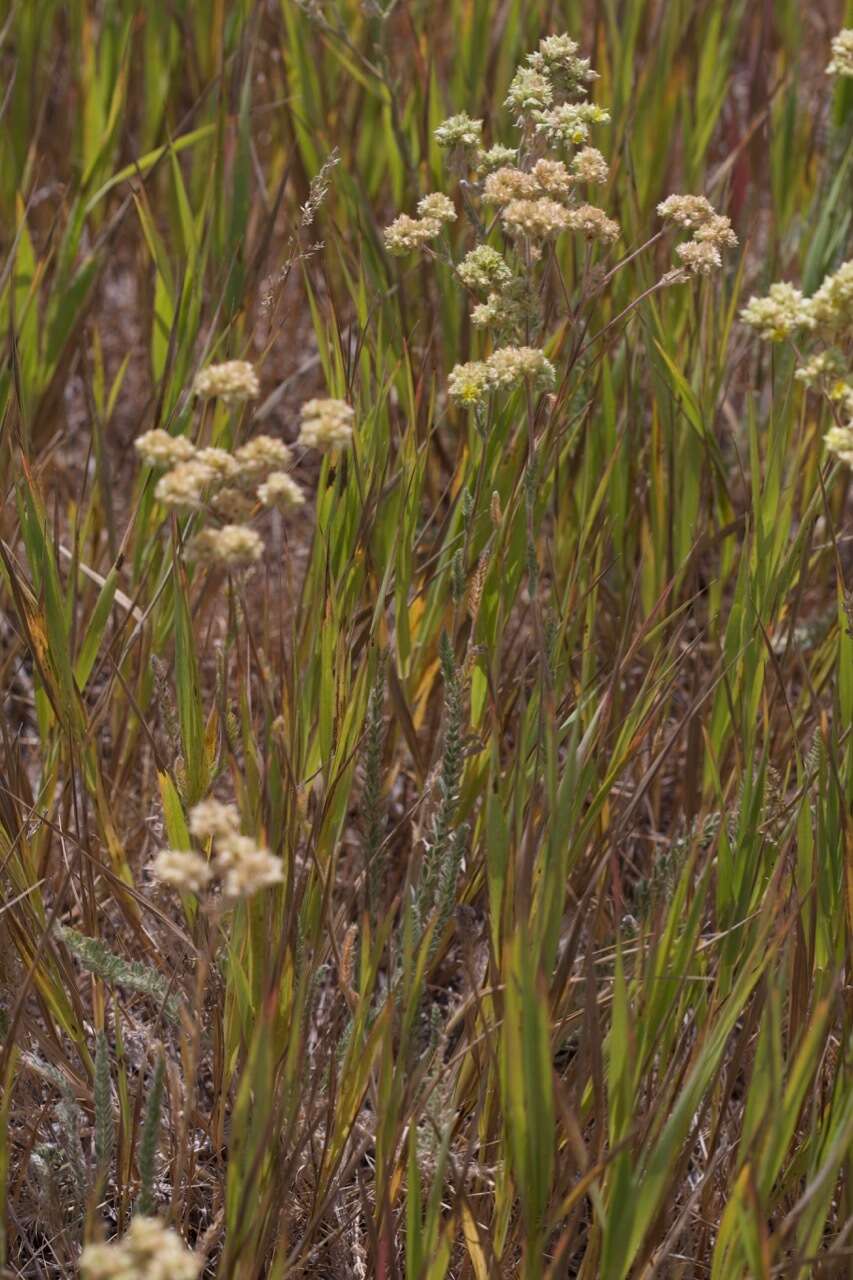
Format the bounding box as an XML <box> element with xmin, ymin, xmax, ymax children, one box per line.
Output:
<box><xmin>384</xmin><ymin>34</ymin><xmax>736</xmax><ymax>416</ymax></box>
<box><xmin>741</xmin><ymin>260</ymin><xmax>853</xmax><ymax>463</ymax></box>
<box><xmin>382</xmin><ymin>31</ymin><xmax>737</xmax><ymax>675</ymax></box>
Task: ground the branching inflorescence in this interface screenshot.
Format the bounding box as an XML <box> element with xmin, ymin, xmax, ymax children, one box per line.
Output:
<box><xmin>741</xmin><ymin>260</ymin><xmax>853</xmax><ymax>463</ymax></box>
<box><xmin>383</xmin><ymin>33</ymin><xmax>737</xmax><ymax>416</ymax></box>
<box><xmin>134</xmin><ymin>366</ymin><xmax>354</xmax><ymax>568</ymax></box>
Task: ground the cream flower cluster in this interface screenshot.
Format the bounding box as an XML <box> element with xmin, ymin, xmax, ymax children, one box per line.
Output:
<box><xmin>434</xmin><ymin>112</ymin><xmax>483</xmax><ymax>151</ymax></box>
<box><xmin>384</xmin><ymin>193</ymin><xmax>457</xmax><ymax>256</ymax></box>
<box><xmin>136</xmin><ymin>366</ymin><xmax>308</xmax><ymax>567</ymax></box>
<box><xmin>136</xmin><ymin>426</ymin><xmax>300</xmax><ymax>518</ymax></box>
<box><xmin>80</xmin><ymin>1217</ymin><xmax>201</xmax><ymax>1280</ymax></box>
<box><xmin>448</xmin><ymin>346</ymin><xmax>555</xmax><ymax>408</ymax></box>
<box><xmin>741</xmin><ymin>258</ymin><xmax>853</xmax><ymax>468</ymax></box>
<box><xmin>741</xmin><ymin>261</ymin><xmax>852</xmax><ymax>341</ymax></box>
<box><xmin>382</xmin><ymin>30</ymin><xmax>623</xmax><ymax>368</ymax></box>
<box><xmin>657</xmin><ymin>194</ymin><xmax>738</xmax><ymax>277</ymax></box>
<box><xmin>506</xmin><ymin>34</ymin><xmax>599</xmax><ymax>131</ymax></box>
<box><xmin>827</xmin><ymin>28</ymin><xmax>853</xmax><ymax>78</ymax></box>
<box><xmin>192</xmin><ymin>360</ymin><xmax>259</xmax><ymax>406</ymax></box>
<box><xmin>740</xmin><ymin>282</ymin><xmax>814</xmax><ymax>342</ymax></box>
<box><xmin>824</xmin><ymin>425</ymin><xmax>853</xmax><ymax>466</ymax></box>
<box><xmin>152</xmin><ymin>799</ymin><xmax>282</xmax><ymax>900</ymax></box>
<box><xmin>190</xmin><ymin>524</ymin><xmax>264</xmax><ymax>568</ymax></box>
<box><xmin>297</xmin><ymin>397</ymin><xmax>355</xmax><ymax>451</ymax></box>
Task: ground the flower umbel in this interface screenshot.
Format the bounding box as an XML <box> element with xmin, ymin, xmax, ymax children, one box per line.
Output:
<box><xmin>827</xmin><ymin>28</ymin><xmax>853</xmax><ymax>77</ymax></box>
<box><xmin>135</xmin><ymin>430</ymin><xmax>197</xmax><ymax>468</ymax></box>
<box><xmin>740</xmin><ymin>282</ymin><xmax>815</xmax><ymax>341</ymax></box>
<box><xmin>190</xmin><ymin>525</ymin><xmax>264</xmax><ymax>569</ymax></box>
<box><xmin>258</xmin><ymin>471</ymin><xmax>305</xmax><ymax>510</ymax></box>
<box><xmin>80</xmin><ymin>1217</ymin><xmax>201</xmax><ymax>1280</ymax></box>
<box><xmin>298</xmin><ymin>398</ymin><xmax>355</xmax><ymax>451</ymax></box>
<box><xmin>448</xmin><ymin>361</ymin><xmax>491</xmax><ymax>409</ymax></box>
<box><xmin>193</xmin><ymin>360</ymin><xmax>260</xmax><ymax>406</ymax></box>
<box><xmin>153</xmin><ymin>798</ymin><xmax>283</xmax><ymax>902</ymax></box>
<box><xmin>434</xmin><ymin>112</ymin><xmax>483</xmax><ymax>151</ymax></box>
<box><xmin>151</xmin><ymin>849</ymin><xmax>213</xmax><ymax>894</ymax></box>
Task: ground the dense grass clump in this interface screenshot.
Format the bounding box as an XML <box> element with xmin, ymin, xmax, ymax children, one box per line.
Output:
<box><xmin>0</xmin><ymin>2</ymin><xmax>851</xmax><ymax>1277</ymax></box>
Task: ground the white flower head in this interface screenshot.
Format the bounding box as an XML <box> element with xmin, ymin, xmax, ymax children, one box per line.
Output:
<box><xmin>233</xmin><ymin>435</ymin><xmax>292</xmax><ymax>481</ymax></box>
<box><xmin>154</xmin><ymin>459</ymin><xmax>216</xmax><ymax>511</ymax></box>
<box><xmin>135</xmin><ymin>429</ymin><xmax>197</xmax><ymax>469</ymax></box>
<box><xmin>80</xmin><ymin>1217</ymin><xmax>201</xmax><ymax>1280</ymax></box>
<box><xmin>827</xmin><ymin>28</ymin><xmax>853</xmax><ymax>77</ymax></box>
<box><xmin>193</xmin><ymin>360</ymin><xmax>259</xmax><ymax>406</ymax></box>
<box><xmin>151</xmin><ymin>849</ymin><xmax>213</xmax><ymax>895</ymax></box>
<box><xmin>505</xmin><ymin>66</ymin><xmax>554</xmax><ymax>119</ymax></box>
<box><xmin>448</xmin><ymin>361</ymin><xmax>491</xmax><ymax>409</ymax></box>
<box><xmin>566</xmin><ymin>204</ymin><xmax>620</xmax><ymax>243</ymax></box>
<box><xmin>258</xmin><ymin>471</ymin><xmax>305</xmax><ymax>510</ymax></box>
<box><xmin>824</xmin><ymin>424</ymin><xmax>853</xmax><ymax>466</ymax></box>
<box><xmin>676</xmin><ymin>239</ymin><xmax>722</xmax><ymax>276</ymax></box>
<box><xmin>809</xmin><ymin>260</ymin><xmax>853</xmax><ymax>332</ymax></box>
<box><xmin>486</xmin><ymin>346</ymin><xmax>556</xmax><ymax>392</ymax></box>
<box><xmin>190</xmin><ymin>798</ymin><xmax>240</xmax><ymax>841</ymax></box>
<box><xmin>532</xmin><ymin>158</ymin><xmax>574</xmax><ymax>199</ymax></box>
<box><xmin>741</xmin><ymin>282</ymin><xmax>815</xmax><ymax>341</ymax></box>
<box><xmin>657</xmin><ymin>193</ymin><xmax>716</xmax><ymax>230</ymax></box>
<box><xmin>298</xmin><ymin>398</ymin><xmax>355</xmax><ymax>451</ymax></box>
<box><xmin>502</xmin><ymin>196</ymin><xmax>571</xmax><ymax>239</ymax></box>
<box><xmin>190</xmin><ymin>525</ymin><xmax>264</xmax><ymax>568</ymax></box>
<box><xmin>215</xmin><ymin>834</ymin><xmax>283</xmax><ymax>899</ymax></box>
<box><xmin>476</xmin><ymin>144</ymin><xmax>518</xmax><ymax>174</ymax></box>
<box><xmin>384</xmin><ymin>213</ymin><xmax>441</xmax><ymax>256</ymax></box>
<box><xmin>457</xmin><ymin>245</ymin><xmax>513</xmax><ymax>294</ymax></box>
<box><xmin>434</xmin><ymin>112</ymin><xmax>483</xmax><ymax>150</ymax></box>
<box><xmin>483</xmin><ymin>166</ymin><xmax>538</xmax><ymax>204</ymax></box>
<box><xmin>417</xmin><ymin>192</ymin><xmax>457</xmax><ymax>224</ymax></box>
<box><xmin>571</xmin><ymin>146</ymin><xmax>609</xmax><ymax>185</ymax></box>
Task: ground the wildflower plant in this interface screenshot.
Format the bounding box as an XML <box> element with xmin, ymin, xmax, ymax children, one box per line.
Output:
<box><xmin>385</xmin><ymin>33</ymin><xmax>736</xmax><ymax>431</ymax></box>
<box><xmin>741</xmin><ymin>258</ymin><xmax>853</xmax><ymax>463</ymax></box>
<box><xmin>152</xmin><ymin>798</ymin><xmax>282</xmax><ymax>901</ymax></box>
<box><xmin>383</xmin><ymin>30</ymin><xmax>737</xmax><ymax>640</ymax></box>
<box><xmin>136</xmin><ymin>371</ymin><xmax>354</xmax><ymax>567</ymax></box>
<box><xmin>3</xmin><ymin>6</ymin><xmax>851</xmax><ymax>1280</ymax></box>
